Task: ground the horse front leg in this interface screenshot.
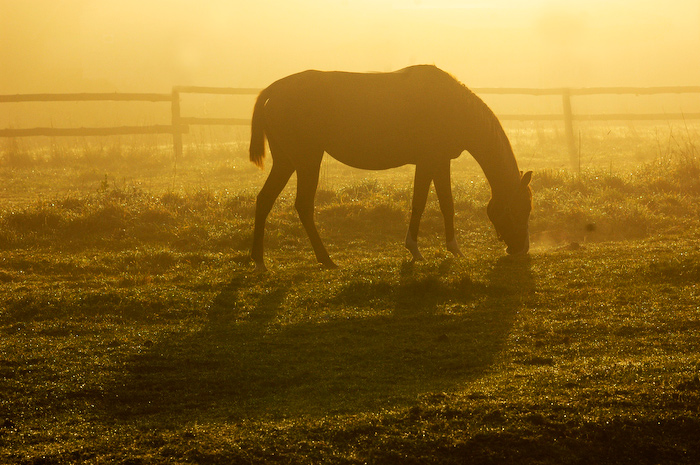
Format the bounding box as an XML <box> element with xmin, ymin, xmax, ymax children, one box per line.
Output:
<box><xmin>433</xmin><ymin>158</ymin><xmax>463</xmax><ymax>257</ymax></box>
<box><xmin>405</xmin><ymin>164</ymin><xmax>432</xmax><ymax>261</ymax></box>
<box><xmin>295</xmin><ymin>162</ymin><xmax>337</xmax><ymax>269</ymax></box>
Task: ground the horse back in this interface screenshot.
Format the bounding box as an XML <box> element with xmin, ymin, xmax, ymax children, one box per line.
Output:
<box><xmin>262</xmin><ymin>66</ymin><xmax>466</xmax><ymax>169</ymax></box>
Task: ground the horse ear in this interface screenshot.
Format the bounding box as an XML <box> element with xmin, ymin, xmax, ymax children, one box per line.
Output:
<box><xmin>521</xmin><ymin>171</ymin><xmax>532</xmax><ymax>187</ymax></box>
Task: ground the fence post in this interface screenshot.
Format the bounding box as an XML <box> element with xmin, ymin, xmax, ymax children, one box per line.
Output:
<box><xmin>171</xmin><ymin>88</ymin><xmax>183</xmax><ymax>164</ymax></box>
<box><xmin>561</xmin><ymin>88</ymin><xmax>577</xmax><ymax>170</ymax></box>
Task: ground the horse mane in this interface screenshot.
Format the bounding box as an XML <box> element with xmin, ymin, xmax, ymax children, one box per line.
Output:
<box><xmin>454</xmin><ymin>78</ymin><xmax>521</xmax><ymax>195</ymax></box>
<box><xmin>459</xmin><ymin>83</ymin><xmax>513</xmax><ymax>157</ymax></box>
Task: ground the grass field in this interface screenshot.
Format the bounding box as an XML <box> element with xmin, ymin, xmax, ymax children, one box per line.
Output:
<box><xmin>1</xmin><ymin>124</ymin><xmax>700</xmax><ymax>463</ymax></box>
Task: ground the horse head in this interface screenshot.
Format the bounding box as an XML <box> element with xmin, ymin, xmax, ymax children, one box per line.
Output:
<box><xmin>487</xmin><ymin>171</ymin><xmax>532</xmax><ymax>255</ymax></box>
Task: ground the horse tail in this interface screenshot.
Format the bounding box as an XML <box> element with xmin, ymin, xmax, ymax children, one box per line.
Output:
<box><xmin>249</xmin><ymin>86</ymin><xmax>271</xmax><ymax>169</ymax></box>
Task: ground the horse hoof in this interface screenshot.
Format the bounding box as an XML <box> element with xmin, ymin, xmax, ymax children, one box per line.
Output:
<box><xmin>253</xmin><ymin>262</ymin><xmax>267</xmax><ymax>272</ymax></box>
<box><xmin>321</xmin><ymin>261</ymin><xmax>339</xmax><ymax>270</ymax></box>
<box><xmin>447</xmin><ymin>240</ymin><xmax>464</xmax><ymax>257</ymax></box>
<box><xmin>405</xmin><ymin>239</ymin><xmax>424</xmax><ymax>261</ymax></box>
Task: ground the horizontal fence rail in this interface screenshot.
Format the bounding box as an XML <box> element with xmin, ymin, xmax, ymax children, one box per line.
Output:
<box><xmin>2</xmin><ymin>85</ymin><xmax>700</xmax><ymax>165</ymax></box>
<box><xmin>473</xmin><ymin>86</ymin><xmax>700</xmax><ymax>96</ymax></box>
<box><xmin>496</xmin><ymin>113</ymin><xmax>700</xmax><ymax>122</ymax></box>
<box><xmin>0</xmin><ymin>92</ymin><xmax>172</xmax><ymax>103</ymax></box>
<box><xmin>0</xmin><ymin>125</ymin><xmax>187</xmax><ymax>138</ymax></box>
<box><xmin>496</xmin><ymin>113</ymin><xmax>700</xmax><ymax>121</ymax></box>
<box><xmin>0</xmin><ymin>92</ymin><xmax>178</xmax><ymax>140</ymax></box>
<box><xmin>173</xmin><ymin>86</ymin><xmax>260</xmax><ymax>95</ymax></box>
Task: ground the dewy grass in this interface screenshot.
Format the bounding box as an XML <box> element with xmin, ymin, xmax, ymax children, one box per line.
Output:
<box><xmin>2</xmin><ymin>235</ymin><xmax>700</xmax><ymax>463</ymax></box>
<box><xmin>1</xmin><ymin>131</ymin><xmax>700</xmax><ymax>463</ymax></box>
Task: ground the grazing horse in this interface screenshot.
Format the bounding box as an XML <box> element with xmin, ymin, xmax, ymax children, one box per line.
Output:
<box><xmin>249</xmin><ymin>65</ymin><xmax>532</xmax><ymax>271</ymax></box>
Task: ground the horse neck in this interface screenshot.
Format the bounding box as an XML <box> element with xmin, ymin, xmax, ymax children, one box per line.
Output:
<box><xmin>467</xmin><ymin>129</ymin><xmax>521</xmax><ymax>201</ymax></box>
<box><xmin>459</xmin><ymin>90</ymin><xmax>521</xmax><ymax>200</ymax></box>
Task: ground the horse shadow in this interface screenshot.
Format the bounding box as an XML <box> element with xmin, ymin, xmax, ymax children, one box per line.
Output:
<box><xmin>102</xmin><ymin>255</ymin><xmax>533</xmax><ymax>422</ymax></box>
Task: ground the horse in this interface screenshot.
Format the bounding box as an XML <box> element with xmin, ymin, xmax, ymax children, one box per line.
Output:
<box><xmin>249</xmin><ymin>65</ymin><xmax>532</xmax><ymax>271</ymax></box>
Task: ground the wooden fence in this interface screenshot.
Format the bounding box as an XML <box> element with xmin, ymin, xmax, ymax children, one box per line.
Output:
<box><xmin>2</xmin><ymin>86</ymin><xmax>700</xmax><ymax>166</ymax></box>
<box><xmin>476</xmin><ymin>86</ymin><xmax>700</xmax><ymax>166</ymax></box>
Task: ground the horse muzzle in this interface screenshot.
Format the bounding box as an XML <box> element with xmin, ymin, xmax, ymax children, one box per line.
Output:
<box><xmin>507</xmin><ymin>243</ymin><xmax>529</xmax><ymax>255</ymax></box>
<box><xmin>505</xmin><ymin>230</ymin><xmax>530</xmax><ymax>255</ymax></box>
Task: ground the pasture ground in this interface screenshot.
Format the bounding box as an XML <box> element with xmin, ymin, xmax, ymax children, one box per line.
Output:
<box><xmin>1</xmin><ymin>124</ymin><xmax>700</xmax><ymax>463</ymax></box>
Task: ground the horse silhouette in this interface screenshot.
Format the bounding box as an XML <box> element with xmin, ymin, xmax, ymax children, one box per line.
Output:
<box><xmin>249</xmin><ymin>65</ymin><xmax>532</xmax><ymax>271</ymax></box>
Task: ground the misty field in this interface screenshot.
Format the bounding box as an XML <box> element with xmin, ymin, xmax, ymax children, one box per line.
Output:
<box><xmin>1</xmin><ymin>124</ymin><xmax>700</xmax><ymax>464</ymax></box>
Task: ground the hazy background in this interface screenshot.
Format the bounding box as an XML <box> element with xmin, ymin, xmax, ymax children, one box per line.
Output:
<box><xmin>2</xmin><ymin>0</ymin><xmax>700</xmax><ymax>132</ymax></box>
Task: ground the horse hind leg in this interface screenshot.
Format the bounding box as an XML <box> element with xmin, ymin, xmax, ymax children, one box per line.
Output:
<box><xmin>251</xmin><ymin>155</ymin><xmax>295</xmax><ymax>271</ymax></box>
<box><xmin>295</xmin><ymin>159</ymin><xmax>337</xmax><ymax>269</ymax></box>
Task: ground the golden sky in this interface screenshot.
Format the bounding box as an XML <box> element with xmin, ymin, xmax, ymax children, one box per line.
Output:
<box><xmin>2</xmin><ymin>0</ymin><xmax>700</xmax><ymax>93</ymax></box>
